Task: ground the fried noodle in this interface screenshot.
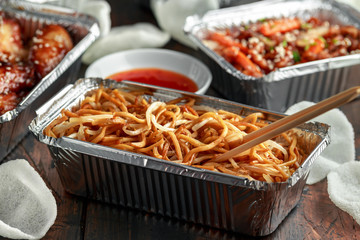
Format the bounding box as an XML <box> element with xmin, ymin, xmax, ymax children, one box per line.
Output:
<box><xmin>44</xmin><ymin>87</ymin><xmax>306</xmax><ymax>182</ymax></box>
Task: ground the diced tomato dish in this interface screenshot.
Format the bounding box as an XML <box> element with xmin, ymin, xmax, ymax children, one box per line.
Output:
<box><xmin>204</xmin><ymin>17</ymin><xmax>360</xmax><ymax>78</ymax></box>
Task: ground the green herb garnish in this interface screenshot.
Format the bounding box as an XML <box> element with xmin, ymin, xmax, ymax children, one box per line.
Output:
<box><xmin>318</xmin><ymin>36</ymin><xmax>326</xmax><ymax>43</ymax></box>
<box><xmin>292</xmin><ymin>50</ymin><xmax>301</xmax><ymax>62</ymax></box>
<box><xmin>259</xmin><ymin>18</ymin><xmax>267</xmax><ymax>23</ymax></box>
<box><xmin>319</xmin><ymin>36</ymin><xmax>328</xmax><ymax>48</ymax></box>
<box><xmin>282</xmin><ymin>40</ymin><xmax>288</xmax><ymax>47</ymax></box>
<box><xmin>301</xmin><ymin>23</ymin><xmax>312</xmax><ymax>29</ymax></box>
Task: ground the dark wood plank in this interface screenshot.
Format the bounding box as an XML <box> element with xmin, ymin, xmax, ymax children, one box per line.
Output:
<box><xmin>273</xmin><ymin>180</ymin><xmax>360</xmax><ymax>240</ymax></box>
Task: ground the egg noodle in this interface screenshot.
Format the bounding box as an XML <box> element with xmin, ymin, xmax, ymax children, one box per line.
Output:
<box><xmin>44</xmin><ymin>87</ymin><xmax>305</xmax><ymax>182</ymax></box>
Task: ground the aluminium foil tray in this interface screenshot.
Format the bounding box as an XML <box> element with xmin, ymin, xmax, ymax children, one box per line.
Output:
<box><xmin>185</xmin><ymin>0</ymin><xmax>360</xmax><ymax>112</ymax></box>
<box><xmin>29</xmin><ymin>78</ymin><xmax>330</xmax><ymax>236</ymax></box>
<box><xmin>0</xmin><ymin>0</ymin><xmax>100</xmax><ymax>161</ymax></box>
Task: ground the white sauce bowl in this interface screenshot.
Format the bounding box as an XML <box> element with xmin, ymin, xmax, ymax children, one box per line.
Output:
<box><xmin>85</xmin><ymin>48</ymin><xmax>212</xmax><ymax>94</ymax></box>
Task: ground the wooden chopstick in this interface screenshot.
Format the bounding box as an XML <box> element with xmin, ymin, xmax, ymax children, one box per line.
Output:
<box><xmin>214</xmin><ymin>86</ymin><xmax>360</xmax><ymax>162</ymax></box>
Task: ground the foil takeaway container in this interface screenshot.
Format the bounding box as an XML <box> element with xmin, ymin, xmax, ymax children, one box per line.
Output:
<box><xmin>29</xmin><ymin>78</ymin><xmax>330</xmax><ymax>236</ymax></box>
<box><xmin>185</xmin><ymin>0</ymin><xmax>360</xmax><ymax>112</ymax></box>
<box><xmin>0</xmin><ymin>0</ymin><xmax>100</xmax><ymax>161</ymax></box>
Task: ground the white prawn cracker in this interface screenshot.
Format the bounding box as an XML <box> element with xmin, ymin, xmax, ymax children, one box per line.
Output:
<box><xmin>327</xmin><ymin>161</ymin><xmax>360</xmax><ymax>224</ymax></box>
<box><xmin>80</xmin><ymin>0</ymin><xmax>111</xmax><ymax>36</ymax></box>
<box><xmin>151</xmin><ymin>0</ymin><xmax>219</xmax><ymax>48</ymax></box>
<box><xmin>0</xmin><ymin>159</ymin><xmax>56</xmax><ymax>239</ymax></box>
<box><xmin>55</xmin><ymin>0</ymin><xmax>111</xmax><ymax>36</ymax></box>
<box><xmin>285</xmin><ymin>101</ymin><xmax>355</xmax><ymax>184</ymax></box>
<box><xmin>82</xmin><ymin>23</ymin><xmax>170</xmax><ymax>64</ymax></box>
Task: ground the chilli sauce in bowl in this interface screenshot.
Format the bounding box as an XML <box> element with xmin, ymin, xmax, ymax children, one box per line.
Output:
<box><xmin>85</xmin><ymin>48</ymin><xmax>212</xmax><ymax>94</ymax></box>
<box><xmin>108</xmin><ymin>68</ymin><xmax>198</xmax><ymax>92</ymax></box>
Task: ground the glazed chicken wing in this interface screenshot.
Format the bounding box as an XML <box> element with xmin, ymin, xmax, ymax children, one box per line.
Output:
<box><xmin>0</xmin><ymin>63</ymin><xmax>35</xmax><ymax>95</ymax></box>
<box><xmin>0</xmin><ymin>92</ymin><xmax>23</xmax><ymax>115</ymax></box>
<box><xmin>0</xmin><ymin>16</ymin><xmax>27</xmax><ymax>63</ymax></box>
<box><xmin>29</xmin><ymin>24</ymin><xmax>73</xmax><ymax>79</ymax></box>
<box><xmin>0</xmin><ymin>19</ymin><xmax>73</xmax><ymax>115</ymax></box>
<box><xmin>0</xmin><ymin>63</ymin><xmax>36</xmax><ymax>114</ymax></box>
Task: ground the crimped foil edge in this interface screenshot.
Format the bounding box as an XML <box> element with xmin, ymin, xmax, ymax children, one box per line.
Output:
<box><xmin>184</xmin><ymin>0</ymin><xmax>360</xmax><ymax>82</ymax></box>
<box><xmin>29</xmin><ymin>78</ymin><xmax>330</xmax><ymax>191</ymax></box>
<box><xmin>0</xmin><ymin>0</ymin><xmax>100</xmax><ymax>123</ymax></box>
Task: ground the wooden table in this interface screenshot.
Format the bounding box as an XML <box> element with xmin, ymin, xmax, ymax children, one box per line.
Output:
<box><xmin>2</xmin><ymin>0</ymin><xmax>360</xmax><ymax>239</ymax></box>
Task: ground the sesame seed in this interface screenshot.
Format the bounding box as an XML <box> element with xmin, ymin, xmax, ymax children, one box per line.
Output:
<box><xmin>241</xmin><ymin>39</ymin><xmax>247</xmax><ymax>48</ymax></box>
<box><xmin>275</xmin><ymin>45</ymin><xmax>286</xmax><ymax>59</ymax></box>
<box><xmin>344</xmin><ymin>38</ymin><xmax>351</xmax><ymax>47</ymax></box>
<box><xmin>285</xmin><ymin>32</ymin><xmax>296</xmax><ymax>42</ymax></box>
<box><xmin>249</xmin><ymin>37</ymin><xmax>259</xmax><ymax>44</ymax></box>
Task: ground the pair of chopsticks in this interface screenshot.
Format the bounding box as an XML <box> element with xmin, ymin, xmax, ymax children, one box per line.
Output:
<box><xmin>215</xmin><ymin>86</ymin><xmax>360</xmax><ymax>162</ymax></box>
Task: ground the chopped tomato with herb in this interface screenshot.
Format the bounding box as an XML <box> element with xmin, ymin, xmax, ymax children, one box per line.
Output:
<box><xmin>259</xmin><ymin>18</ymin><xmax>301</xmax><ymax>36</ymax></box>
<box><xmin>306</xmin><ymin>38</ymin><xmax>326</xmax><ymax>54</ymax></box>
<box><xmin>208</xmin><ymin>32</ymin><xmax>248</xmax><ymax>53</ymax></box>
<box><xmin>204</xmin><ymin>16</ymin><xmax>360</xmax><ymax>78</ymax></box>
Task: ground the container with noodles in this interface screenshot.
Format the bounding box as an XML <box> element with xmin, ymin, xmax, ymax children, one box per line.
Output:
<box><xmin>29</xmin><ymin>78</ymin><xmax>329</xmax><ymax>236</ymax></box>
<box><xmin>184</xmin><ymin>0</ymin><xmax>360</xmax><ymax>111</ymax></box>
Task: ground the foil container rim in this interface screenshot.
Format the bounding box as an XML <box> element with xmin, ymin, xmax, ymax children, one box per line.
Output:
<box><xmin>0</xmin><ymin>0</ymin><xmax>100</xmax><ymax>123</ymax></box>
<box><xmin>184</xmin><ymin>0</ymin><xmax>360</xmax><ymax>82</ymax></box>
<box><xmin>29</xmin><ymin>78</ymin><xmax>330</xmax><ymax>191</ymax></box>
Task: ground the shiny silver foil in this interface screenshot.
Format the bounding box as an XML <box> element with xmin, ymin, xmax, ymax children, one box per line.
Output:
<box><xmin>30</xmin><ymin>78</ymin><xmax>330</xmax><ymax>236</ymax></box>
<box><xmin>0</xmin><ymin>0</ymin><xmax>100</xmax><ymax>161</ymax></box>
<box><xmin>184</xmin><ymin>0</ymin><xmax>360</xmax><ymax>112</ymax></box>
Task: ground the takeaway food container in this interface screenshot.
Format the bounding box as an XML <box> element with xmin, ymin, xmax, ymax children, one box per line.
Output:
<box><xmin>29</xmin><ymin>78</ymin><xmax>330</xmax><ymax>236</ymax></box>
<box><xmin>184</xmin><ymin>0</ymin><xmax>360</xmax><ymax>112</ymax></box>
<box><xmin>0</xmin><ymin>0</ymin><xmax>100</xmax><ymax>161</ymax></box>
